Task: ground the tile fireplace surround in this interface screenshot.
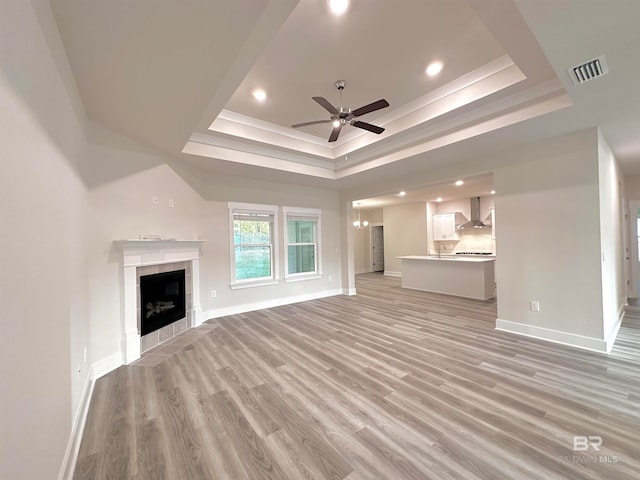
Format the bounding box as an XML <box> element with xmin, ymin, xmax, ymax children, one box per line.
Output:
<box><xmin>114</xmin><ymin>239</ymin><xmax>205</xmax><ymax>364</ymax></box>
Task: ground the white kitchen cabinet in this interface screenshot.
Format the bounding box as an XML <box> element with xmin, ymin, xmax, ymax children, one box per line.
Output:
<box><xmin>433</xmin><ymin>212</ymin><xmax>460</xmax><ymax>240</ymax></box>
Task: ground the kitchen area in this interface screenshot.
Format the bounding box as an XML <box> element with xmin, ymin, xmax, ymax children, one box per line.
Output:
<box><xmin>352</xmin><ymin>174</ymin><xmax>497</xmax><ymax>300</ymax></box>
<box><xmin>399</xmin><ymin>195</ymin><xmax>496</xmax><ymax>300</ymax></box>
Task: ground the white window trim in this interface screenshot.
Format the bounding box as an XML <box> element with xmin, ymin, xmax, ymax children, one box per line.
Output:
<box><xmin>228</xmin><ymin>202</ymin><xmax>279</xmax><ymax>289</ymax></box>
<box><xmin>283</xmin><ymin>206</ymin><xmax>322</xmax><ymax>282</ymax></box>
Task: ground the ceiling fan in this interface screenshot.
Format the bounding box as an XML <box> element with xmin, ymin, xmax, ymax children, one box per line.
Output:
<box><xmin>291</xmin><ymin>80</ymin><xmax>389</xmax><ymax>142</ymax></box>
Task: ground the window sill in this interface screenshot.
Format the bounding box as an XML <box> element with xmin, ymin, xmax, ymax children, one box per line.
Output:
<box><xmin>284</xmin><ymin>274</ymin><xmax>322</xmax><ymax>283</ymax></box>
<box><xmin>230</xmin><ymin>279</ymin><xmax>279</xmax><ymax>290</ymax></box>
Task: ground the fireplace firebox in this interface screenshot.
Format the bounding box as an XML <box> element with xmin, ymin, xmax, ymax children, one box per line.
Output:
<box><xmin>140</xmin><ymin>269</ymin><xmax>186</xmax><ymax>336</ymax></box>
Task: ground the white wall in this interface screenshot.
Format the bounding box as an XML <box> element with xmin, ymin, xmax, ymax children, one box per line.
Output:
<box><xmin>85</xmin><ymin>126</ymin><xmax>344</xmax><ymax>359</ymax></box>
<box><xmin>494</xmin><ymin>129</ymin><xmax>614</xmax><ymax>351</ymax></box>
<box><xmin>597</xmin><ymin>130</ymin><xmax>626</xmax><ymax>346</ymax></box>
<box><xmin>382</xmin><ymin>202</ymin><xmax>427</xmax><ymax>275</ymax></box>
<box><xmin>352</xmin><ymin>208</ymin><xmax>383</xmax><ymax>274</ymax></box>
<box><xmin>86</xmin><ymin>127</ymin><xmax>205</xmax><ymax>363</ymax></box>
<box><xmin>353</xmin><ymin>226</ymin><xmax>368</xmax><ymax>273</ymax></box>
<box><xmin>192</xmin><ymin>171</ymin><xmax>343</xmax><ymax>315</ymax></box>
<box><xmin>1</xmin><ymin>3</ymin><xmax>345</xmax><ymax>478</ymax></box>
<box><xmin>434</xmin><ymin>198</ymin><xmax>470</xmax><ymax>217</ymax></box>
<box><xmin>0</xmin><ymin>1</ymin><xmax>90</xmax><ymax>478</ymax></box>
<box><xmin>624</xmin><ymin>174</ymin><xmax>640</xmax><ymax>200</ymax></box>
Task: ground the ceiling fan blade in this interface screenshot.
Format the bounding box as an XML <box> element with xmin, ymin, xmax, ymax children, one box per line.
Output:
<box><xmin>328</xmin><ymin>123</ymin><xmax>343</xmax><ymax>142</ymax></box>
<box><xmin>291</xmin><ymin>119</ymin><xmax>331</xmax><ymax>128</ymax></box>
<box><xmin>312</xmin><ymin>96</ymin><xmax>339</xmax><ymax>115</ymax></box>
<box><xmin>352</xmin><ymin>121</ymin><xmax>385</xmax><ymax>134</ymax></box>
<box><xmin>351</xmin><ymin>99</ymin><xmax>390</xmax><ymax>117</ymax></box>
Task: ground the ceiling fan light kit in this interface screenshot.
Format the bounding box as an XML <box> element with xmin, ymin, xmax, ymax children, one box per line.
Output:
<box><xmin>291</xmin><ymin>80</ymin><xmax>389</xmax><ymax>142</ymax></box>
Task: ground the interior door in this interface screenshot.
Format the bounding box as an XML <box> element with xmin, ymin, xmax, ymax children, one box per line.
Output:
<box><xmin>629</xmin><ymin>200</ymin><xmax>640</xmax><ymax>299</ymax></box>
<box><xmin>622</xmin><ymin>201</ymin><xmax>632</xmax><ymax>298</ymax></box>
<box><xmin>372</xmin><ymin>225</ymin><xmax>384</xmax><ymax>272</ymax></box>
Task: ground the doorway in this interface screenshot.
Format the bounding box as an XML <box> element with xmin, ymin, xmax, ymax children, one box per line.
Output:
<box><xmin>371</xmin><ymin>225</ymin><xmax>385</xmax><ymax>272</ymax></box>
<box><xmin>629</xmin><ymin>200</ymin><xmax>640</xmax><ymax>299</ymax></box>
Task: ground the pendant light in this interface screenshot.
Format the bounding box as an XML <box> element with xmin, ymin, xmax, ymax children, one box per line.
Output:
<box><xmin>353</xmin><ymin>202</ymin><xmax>369</xmax><ymax>229</ymax></box>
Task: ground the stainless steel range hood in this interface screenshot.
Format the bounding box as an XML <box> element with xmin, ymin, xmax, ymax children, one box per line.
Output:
<box><xmin>457</xmin><ymin>197</ymin><xmax>488</xmax><ymax>229</ymax></box>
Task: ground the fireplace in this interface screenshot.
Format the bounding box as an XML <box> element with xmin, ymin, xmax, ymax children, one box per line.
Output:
<box><xmin>140</xmin><ymin>269</ymin><xmax>186</xmax><ymax>336</ymax></box>
<box><xmin>115</xmin><ymin>239</ymin><xmax>205</xmax><ymax>364</ymax></box>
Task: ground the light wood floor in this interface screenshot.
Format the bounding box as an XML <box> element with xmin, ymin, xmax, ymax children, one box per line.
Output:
<box><xmin>74</xmin><ymin>273</ymin><xmax>640</xmax><ymax>479</ymax></box>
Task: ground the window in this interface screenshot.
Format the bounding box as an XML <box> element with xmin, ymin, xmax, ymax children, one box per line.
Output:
<box><xmin>284</xmin><ymin>207</ymin><xmax>321</xmax><ymax>280</ymax></box>
<box><xmin>229</xmin><ymin>203</ymin><xmax>278</xmax><ymax>288</ymax></box>
<box><xmin>637</xmin><ymin>217</ymin><xmax>640</xmax><ymax>261</ymax></box>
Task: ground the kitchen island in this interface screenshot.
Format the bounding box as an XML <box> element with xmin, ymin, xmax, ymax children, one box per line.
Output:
<box><xmin>398</xmin><ymin>255</ymin><xmax>495</xmax><ymax>300</ymax></box>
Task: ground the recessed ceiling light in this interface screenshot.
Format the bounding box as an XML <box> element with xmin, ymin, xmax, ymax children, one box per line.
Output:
<box><xmin>328</xmin><ymin>0</ymin><xmax>349</xmax><ymax>15</ymax></box>
<box><xmin>397</xmin><ymin>191</ymin><xmax>406</xmax><ymax>197</ymax></box>
<box><xmin>426</xmin><ymin>61</ymin><xmax>443</xmax><ymax>77</ymax></box>
<box><xmin>436</xmin><ymin>197</ymin><xmax>443</xmax><ymax>202</ymax></box>
<box><xmin>252</xmin><ymin>89</ymin><xmax>267</xmax><ymax>102</ymax></box>
<box><xmin>455</xmin><ymin>180</ymin><xmax>464</xmax><ymax>186</ymax></box>
<box><xmin>490</xmin><ymin>190</ymin><xmax>496</xmax><ymax>195</ymax></box>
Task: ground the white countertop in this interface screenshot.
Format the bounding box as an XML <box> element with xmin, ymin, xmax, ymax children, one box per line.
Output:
<box><xmin>398</xmin><ymin>255</ymin><xmax>495</xmax><ymax>263</ymax></box>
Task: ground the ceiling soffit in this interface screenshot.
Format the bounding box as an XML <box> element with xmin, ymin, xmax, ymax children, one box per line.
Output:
<box><xmin>185</xmin><ymin>56</ymin><xmax>570</xmax><ymax>179</ymax></box>
<box><xmin>183</xmin><ymin>1</ymin><xmax>570</xmax><ymax>179</ymax></box>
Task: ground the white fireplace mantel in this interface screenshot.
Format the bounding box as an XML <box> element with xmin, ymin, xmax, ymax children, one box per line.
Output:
<box><xmin>114</xmin><ymin>239</ymin><xmax>206</xmax><ymax>364</ymax></box>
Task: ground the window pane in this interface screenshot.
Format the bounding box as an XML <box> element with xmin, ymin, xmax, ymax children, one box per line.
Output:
<box><xmin>637</xmin><ymin>218</ymin><xmax>640</xmax><ymax>261</ymax></box>
<box><xmin>288</xmin><ymin>245</ymin><xmax>316</xmax><ymax>274</ymax></box>
<box><xmin>236</xmin><ymin>246</ymin><xmax>271</xmax><ymax>280</ymax></box>
<box><xmin>287</xmin><ymin>219</ymin><xmax>315</xmax><ymax>243</ymax></box>
<box><xmin>234</xmin><ymin>219</ymin><xmax>271</xmax><ymax>245</ymax></box>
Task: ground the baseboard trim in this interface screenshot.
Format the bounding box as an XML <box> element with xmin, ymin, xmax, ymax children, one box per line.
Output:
<box><xmin>203</xmin><ymin>288</ymin><xmax>343</xmax><ymax>320</ymax></box>
<box><xmin>58</xmin><ymin>349</ymin><xmax>128</xmax><ymax>478</ymax></box>
<box><xmin>604</xmin><ymin>306</ymin><xmax>624</xmax><ymax>353</ymax></box>
<box><xmin>93</xmin><ymin>352</ymin><xmax>122</xmax><ymax>379</ymax></box>
<box><xmin>384</xmin><ymin>271</ymin><xmax>402</xmax><ymax>277</ymax></box>
<box><xmin>495</xmin><ymin>318</ymin><xmax>608</xmax><ymax>353</ymax></box>
<box><xmin>57</xmin><ymin>366</ymin><xmax>96</xmax><ymax>480</ymax></box>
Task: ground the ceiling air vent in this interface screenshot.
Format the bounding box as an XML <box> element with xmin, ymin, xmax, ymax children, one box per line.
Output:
<box><xmin>568</xmin><ymin>55</ymin><xmax>609</xmax><ymax>85</ymax></box>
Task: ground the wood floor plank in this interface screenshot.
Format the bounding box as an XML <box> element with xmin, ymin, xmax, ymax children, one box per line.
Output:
<box><xmin>75</xmin><ymin>373</ymin><xmax>114</xmax><ymax>459</ymax></box>
<box><xmin>263</xmin><ymin>428</ymin><xmax>329</xmax><ymax>480</ymax></box>
<box><xmin>74</xmin><ymin>273</ymin><xmax>640</xmax><ymax>479</ymax></box>
<box><xmin>199</xmin><ymin>397</ymin><xmax>252</xmax><ymax>480</ymax></box>
<box><xmin>253</xmin><ymin>382</ymin><xmax>355</xmax><ymax>479</ymax></box>
<box><xmin>352</xmin><ymin>425</ymin><xmax>440</xmax><ymax>480</ymax></box>
<box><xmin>209</xmin><ymin>389</ymin><xmax>289</xmax><ymax>480</ymax></box>
<box><xmin>96</xmin><ymin>367</ymin><xmax>135</xmax><ymax>479</ymax></box>
<box><xmin>156</xmin><ymin>386</ymin><xmax>217</xmax><ymax>479</ymax></box>
<box><xmin>217</xmin><ymin>366</ymin><xmax>281</xmax><ymax>437</ymax></box>
<box><xmin>134</xmin><ymin>418</ymin><xmax>175</xmax><ymax>479</ymax></box>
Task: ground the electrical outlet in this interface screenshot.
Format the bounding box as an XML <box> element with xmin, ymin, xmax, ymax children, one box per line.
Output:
<box><xmin>168</xmin><ymin>198</ymin><xmax>175</xmax><ymax>208</ymax></box>
<box><xmin>328</xmin><ymin>275</ymin><xmax>332</xmax><ymax>282</ymax></box>
<box><xmin>530</xmin><ymin>300</ymin><xmax>540</xmax><ymax>312</ymax></box>
<box><xmin>211</xmin><ymin>290</ymin><xmax>217</xmax><ymax>298</ymax></box>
